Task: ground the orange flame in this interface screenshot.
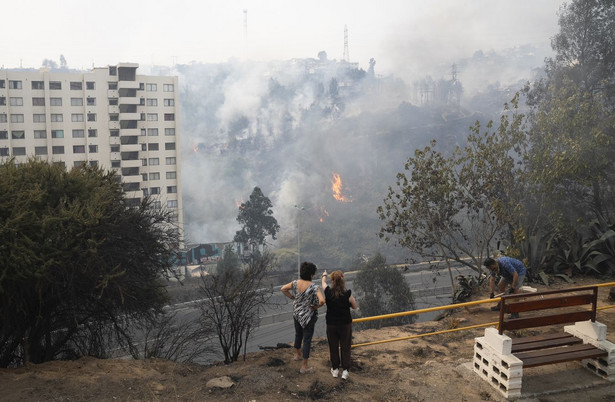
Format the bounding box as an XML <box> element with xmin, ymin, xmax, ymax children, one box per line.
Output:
<box><xmin>319</xmin><ymin>207</ymin><xmax>329</xmax><ymax>222</ymax></box>
<box><xmin>331</xmin><ymin>173</ymin><xmax>352</xmax><ymax>202</ymax></box>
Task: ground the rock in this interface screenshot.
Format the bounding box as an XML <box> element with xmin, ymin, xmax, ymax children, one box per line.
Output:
<box><xmin>206</xmin><ymin>376</ymin><xmax>235</xmax><ymax>389</ymax></box>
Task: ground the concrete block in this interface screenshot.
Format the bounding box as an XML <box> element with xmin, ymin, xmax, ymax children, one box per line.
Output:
<box><xmin>564</xmin><ymin>320</ymin><xmax>607</xmax><ymax>341</ymax></box>
<box><xmin>482</xmin><ymin>327</ymin><xmax>512</xmax><ymax>354</ymax></box>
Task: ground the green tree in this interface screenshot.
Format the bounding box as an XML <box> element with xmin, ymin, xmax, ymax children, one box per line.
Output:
<box><xmin>216</xmin><ymin>244</ymin><xmax>240</xmax><ymax>276</ymax></box>
<box><xmin>0</xmin><ymin>159</ymin><xmax>180</xmax><ymax>367</ymax></box>
<box><xmin>234</xmin><ymin>187</ymin><xmax>280</xmax><ymax>254</ymax></box>
<box><xmin>377</xmin><ymin>97</ymin><xmax>527</xmax><ymax>275</ymax></box>
<box><xmin>353</xmin><ymin>253</ymin><xmax>415</xmax><ymax>329</ymax></box>
<box><xmin>197</xmin><ymin>251</ymin><xmax>275</xmax><ymax>363</ymax></box>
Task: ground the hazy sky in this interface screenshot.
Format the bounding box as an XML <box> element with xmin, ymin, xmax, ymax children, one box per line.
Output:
<box><xmin>5</xmin><ymin>0</ymin><xmax>563</xmax><ymax>78</ymax></box>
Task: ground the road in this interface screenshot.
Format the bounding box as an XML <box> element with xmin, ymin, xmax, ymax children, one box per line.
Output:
<box><xmin>177</xmin><ymin>262</ymin><xmax>476</xmax><ymax>364</ymax></box>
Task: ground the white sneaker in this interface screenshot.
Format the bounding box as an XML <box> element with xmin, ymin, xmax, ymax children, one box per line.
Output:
<box><xmin>330</xmin><ymin>368</ymin><xmax>339</xmax><ymax>378</ymax></box>
<box><xmin>341</xmin><ymin>370</ymin><xmax>349</xmax><ymax>380</ymax></box>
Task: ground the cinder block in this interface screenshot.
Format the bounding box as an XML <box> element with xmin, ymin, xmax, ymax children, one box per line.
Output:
<box><xmin>482</xmin><ymin>327</ymin><xmax>512</xmax><ymax>354</ymax></box>
<box><xmin>564</xmin><ymin>320</ymin><xmax>607</xmax><ymax>341</ymax></box>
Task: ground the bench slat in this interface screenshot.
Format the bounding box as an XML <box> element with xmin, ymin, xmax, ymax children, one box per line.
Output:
<box><xmin>515</xmin><ymin>343</ymin><xmax>607</xmax><ymax>368</ymax></box>
<box><xmin>511</xmin><ymin>333</ymin><xmax>582</xmax><ymax>353</ymax></box>
<box><xmin>506</xmin><ymin>293</ymin><xmax>594</xmax><ymax>314</ymax></box>
<box><xmin>500</xmin><ymin>311</ymin><xmax>593</xmax><ymax>332</ymax></box>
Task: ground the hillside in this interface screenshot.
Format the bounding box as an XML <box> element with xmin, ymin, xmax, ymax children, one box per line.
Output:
<box><xmin>2</xmin><ymin>278</ymin><xmax>615</xmax><ymax>401</ymax></box>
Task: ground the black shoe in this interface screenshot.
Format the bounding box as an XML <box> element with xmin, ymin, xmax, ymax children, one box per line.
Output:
<box><xmin>508</xmin><ymin>313</ymin><xmax>519</xmax><ymax>319</ymax></box>
<box><xmin>491</xmin><ymin>303</ymin><xmax>500</xmax><ymax>311</ymax></box>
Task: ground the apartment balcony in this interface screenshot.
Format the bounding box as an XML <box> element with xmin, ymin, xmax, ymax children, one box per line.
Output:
<box><xmin>108</xmin><ymin>121</ymin><xmax>120</xmax><ymax>130</ymax></box>
<box><xmin>118</xmin><ymin>81</ymin><xmax>140</xmax><ymax>89</ymax></box>
<box><xmin>119</xmin><ymin>97</ymin><xmax>140</xmax><ymax>105</ymax></box>
<box><xmin>108</xmin><ymin>105</ymin><xmax>120</xmax><ymax>114</ymax></box>
<box><xmin>119</xmin><ymin>113</ymin><xmax>141</xmax><ymax>121</ymax></box>
<box><xmin>121</xmin><ymin>128</ymin><xmax>140</xmax><ymax>136</ymax></box>
<box><xmin>108</xmin><ymin>89</ymin><xmax>119</xmax><ymax>98</ymax></box>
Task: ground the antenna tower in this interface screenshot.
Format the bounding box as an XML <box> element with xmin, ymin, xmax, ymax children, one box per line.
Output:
<box><xmin>343</xmin><ymin>25</ymin><xmax>349</xmax><ymax>62</ymax></box>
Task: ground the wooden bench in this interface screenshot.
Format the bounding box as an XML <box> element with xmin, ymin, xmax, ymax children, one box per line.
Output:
<box><xmin>473</xmin><ymin>285</ymin><xmax>615</xmax><ymax>399</ymax></box>
<box><xmin>499</xmin><ymin>286</ymin><xmax>607</xmax><ymax>367</ymax></box>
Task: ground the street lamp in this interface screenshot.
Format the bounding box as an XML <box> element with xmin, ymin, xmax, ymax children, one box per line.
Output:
<box><xmin>293</xmin><ymin>204</ymin><xmax>305</xmax><ymax>278</ymax></box>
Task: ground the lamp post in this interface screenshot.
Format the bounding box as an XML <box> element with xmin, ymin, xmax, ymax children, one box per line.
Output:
<box><xmin>293</xmin><ymin>204</ymin><xmax>305</xmax><ymax>278</ymax></box>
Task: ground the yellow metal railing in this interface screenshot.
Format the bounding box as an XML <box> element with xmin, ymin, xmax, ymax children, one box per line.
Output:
<box><xmin>351</xmin><ymin>281</ymin><xmax>615</xmax><ymax>349</ymax></box>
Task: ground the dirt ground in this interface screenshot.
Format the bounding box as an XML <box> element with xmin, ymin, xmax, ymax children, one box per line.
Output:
<box><xmin>3</xmin><ymin>277</ymin><xmax>615</xmax><ymax>401</ymax></box>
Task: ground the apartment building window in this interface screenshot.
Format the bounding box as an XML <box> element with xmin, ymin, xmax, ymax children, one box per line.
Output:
<box><xmin>141</xmin><ymin>128</ymin><xmax>147</xmax><ymax>136</ymax></box>
<box><xmin>34</xmin><ymin>130</ymin><xmax>47</xmax><ymax>139</ymax></box>
<box><xmin>89</xmin><ymin>145</ymin><xmax>98</xmax><ymax>153</ymax></box>
<box><xmin>49</xmin><ymin>81</ymin><xmax>62</xmax><ymax>90</ymax></box>
<box><xmin>142</xmin><ymin>188</ymin><xmax>149</xmax><ymax>197</ymax></box>
<box><xmin>72</xmin><ymin>129</ymin><xmax>84</xmax><ymax>138</ymax></box>
<box><xmin>0</xmin><ymin>148</ymin><xmax>8</xmax><ymax>156</ymax></box>
<box><xmin>141</xmin><ymin>158</ymin><xmax>147</xmax><ymax>166</ymax></box>
<box><xmin>86</xmin><ymin>97</ymin><xmax>96</xmax><ymax>106</ymax></box>
<box><xmin>0</xmin><ymin>97</ymin><xmax>5</xmax><ymax>106</ymax></box>
<box><xmin>152</xmin><ymin>201</ymin><xmax>161</xmax><ymax>209</ymax></box>
<box><xmin>35</xmin><ymin>146</ymin><xmax>47</xmax><ymax>155</ymax></box>
<box><xmin>149</xmin><ymin>172</ymin><xmax>160</xmax><ymax>180</ymax></box>
<box><xmin>50</xmin><ymin>98</ymin><xmax>62</xmax><ymax>106</ymax></box>
<box><xmin>10</xmin><ymin>114</ymin><xmax>24</xmax><ymax>123</ymax></box>
<box><xmin>141</xmin><ymin>174</ymin><xmax>148</xmax><ymax>181</ymax></box>
<box><xmin>110</xmin><ymin>130</ymin><xmax>119</xmax><ymax>137</ymax></box>
<box><xmin>141</xmin><ymin>144</ymin><xmax>146</xmax><ymax>151</ymax></box>
<box><xmin>167</xmin><ymin>200</ymin><xmax>178</xmax><ymax>208</ymax></box>
<box><xmin>108</xmin><ymin>82</ymin><xmax>118</xmax><ymax>90</ymax></box>
<box><xmin>148</xmin><ymin>158</ymin><xmax>159</xmax><ymax>166</ymax></box>
<box><xmin>0</xmin><ymin>115</ymin><xmax>6</xmax><ymax>123</ymax></box>
<box><xmin>88</xmin><ymin>129</ymin><xmax>98</xmax><ymax>137</ymax></box>
<box><xmin>87</xmin><ymin>113</ymin><xmax>96</xmax><ymax>122</ymax></box>
<box><xmin>165</xmin><ymin>157</ymin><xmax>176</xmax><ymax>165</ymax></box>
<box><xmin>140</xmin><ymin>113</ymin><xmax>145</xmax><ymax>121</ymax></box>
<box><xmin>109</xmin><ymin>98</ymin><xmax>118</xmax><ymax>105</ymax></box>
<box><xmin>140</xmin><ymin>98</ymin><xmax>145</xmax><ymax>105</ymax></box>
<box><xmin>167</xmin><ymin>186</ymin><xmax>177</xmax><ymax>194</ymax></box>
<box><xmin>147</xmin><ymin>128</ymin><xmax>159</xmax><ymax>136</ymax></box>
<box><xmin>70</xmin><ymin>98</ymin><xmax>82</xmax><ymax>106</ymax></box>
<box><xmin>74</xmin><ymin>161</ymin><xmax>86</xmax><ymax>168</ymax></box>
<box><xmin>109</xmin><ymin>114</ymin><xmax>119</xmax><ymax>121</ymax></box>
<box><xmin>33</xmin><ymin>114</ymin><xmax>46</xmax><ymax>123</ymax></box>
<box><xmin>9</xmin><ymin>80</ymin><xmax>22</xmax><ymax>89</ymax></box>
<box><xmin>146</xmin><ymin>83</ymin><xmax>157</xmax><ymax>91</ymax></box>
<box><xmin>165</xmin><ymin>142</ymin><xmax>176</xmax><ymax>150</ymax></box>
<box><xmin>150</xmin><ymin>187</ymin><xmax>160</xmax><ymax>195</ymax></box>
<box><xmin>111</xmin><ymin>160</ymin><xmax>121</xmax><ymax>168</ymax></box>
<box><xmin>89</xmin><ymin>161</ymin><xmax>98</xmax><ymax>167</ymax></box>
<box><xmin>163</xmin><ymin>84</ymin><xmax>174</xmax><ymax>92</ymax></box>
<box><xmin>11</xmin><ymin>131</ymin><xmax>25</xmax><ymax>139</ymax></box>
<box><xmin>0</xmin><ymin>80</ymin><xmax>5</xmax><ymax>88</ymax></box>
<box><xmin>50</xmin><ymin>114</ymin><xmax>63</xmax><ymax>122</ymax></box>
<box><xmin>70</xmin><ymin>82</ymin><xmax>82</xmax><ymax>90</ymax></box>
<box><xmin>51</xmin><ymin>130</ymin><xmax>64</xmax><ymax>138</ymax></box>
<box><xmin>146</xmin><ymin>98</ymin><xmax>157</xmax><ymax>106</ymax></box>
<box><xmin>71</xmin><ymin>114</ymin><xmax>84</xmax><ymax>122</ymax></box>
<box><xmin>12</xmin><ymin>147</ymin><xmax>26</xmax><ymax>156</ymax></box>
<box><xmin>121</xmin><ymin>151</ymin><xmax>139</xmax><ymax>160</ymax></box>
<box><xmin>32</xmin><ymin>97</ymin><xmax>45</xmax><ymax>106</ymax></box>
<box><xmin>31</xmin><ymin>81</ymin><xmax>44</xmax><ymax>90</ymax></box>
<box><xmin>166</xmin><ymin>171</ymin><xmax>176</xmax><ymax>179</ymax></box>
<box><xmin>0</xmin><ymin>131</ymin><xmax>7</xmax><ymax>140</ymax></box>
<box><xmin>86</xmin><ymin>82</ymin><xmax>95</xmax><ymax>90</ymax></box>
<box><xmin>164</xmin><ymin>113</ymin><xmax>175</xmax><ymax>121</ymax></box>
<box><xmin>164</xmin><ymin>98</ymin><xmax>175</xmax><ymax>106</ymax></box>
<box><xmin>146</xmin><ymin>113</ymin><xmax>158</xmax><ymax>121</ymax></box>
<box><xmin>110</xmin><ymin>145</ymin><xmax>120</xmax><ymax>152</ymax></box>
<box><xmin>10</xmin><ymin>97</ymin><xmax>23</xmax><ymax>106</ymax></box>
<box><xmin>148</xmin><ymin>143</ymin><xmax>159</xmax><ymax>151</ymax></box>
<box><xmin>52</xmin><ymin>146</ymin><xmax>65</xmax><ymax>154</ymax></box>
<box><xmin>109</xmin><ymin>66</ymin><xmax>117</xmax><ymax>76</ymax></box>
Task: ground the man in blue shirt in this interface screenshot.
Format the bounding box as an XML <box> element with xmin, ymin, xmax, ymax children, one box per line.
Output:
<box><xmin>484</xmin><ymin>256</ymin><xmax>527</xmax><ymax>313</ymax></box>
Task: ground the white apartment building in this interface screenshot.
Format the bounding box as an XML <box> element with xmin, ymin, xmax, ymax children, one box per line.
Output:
<box><xmin>0</xmin><ymin>63</ymin><xmax>183</xmax><ymax>236</ymax></box>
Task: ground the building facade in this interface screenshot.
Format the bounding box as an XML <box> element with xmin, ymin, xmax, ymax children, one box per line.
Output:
<box><xmin>0</xmin><ymin>63</ymin><xmax>183</xmax><ymax>237</ymax></box>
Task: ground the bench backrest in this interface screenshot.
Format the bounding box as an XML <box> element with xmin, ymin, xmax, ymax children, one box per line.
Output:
<box><xmin>498</xmin><ymin>285</ymin><xmax>598</xmax><ymax>335</ymax></box>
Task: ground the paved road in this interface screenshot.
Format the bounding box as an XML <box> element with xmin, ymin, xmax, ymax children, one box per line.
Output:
<box><xmin>183</xmin><ymin>263</ymin><xmax>476</xmax><ymax>363</ymax></box>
